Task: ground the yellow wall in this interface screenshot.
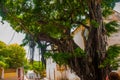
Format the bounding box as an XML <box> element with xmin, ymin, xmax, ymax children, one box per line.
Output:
<box><xmin>0</xmin><ymin>68</ymin><xmax>2</xmax><ymax>79</ymax></box>
<box><xmin>4</xmin><ymin>69</ymin><xmax>17</xmax><ymax>80</ymax></box>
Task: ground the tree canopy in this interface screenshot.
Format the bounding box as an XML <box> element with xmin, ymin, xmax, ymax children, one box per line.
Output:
<box><xmin>0</xmin><ymin>41</ymin><xmax>8</xmax><ymax>68</ymax></box>
<box><xmin>0</xmin><ymin>0</ymin><xmax>119</xmax><ymax>37</ymax></box>
<box><xmin>0</xmin><ymin>41</ymin><xmax>26</xmax><ymax>69</ymax></box>
<box><xmin>7</xmin><ymin>44</ymin><xmax>26</xmax><ymax>68</ymax></box>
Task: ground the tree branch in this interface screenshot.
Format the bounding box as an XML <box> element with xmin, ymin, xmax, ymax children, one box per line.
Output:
<box><xmin>38</xmin><ymin>20</ymin><xmax>67</xmax><ymax>30</ymax></box>
<box><xmin>74</xmin><ymin>21</ymin><xmax>90</xmax><ymax>29</ymax></box>
<box><xmin>38</xmin><ymin>32</ymin><xmax>59</xmax><ymax>44</ymax></box>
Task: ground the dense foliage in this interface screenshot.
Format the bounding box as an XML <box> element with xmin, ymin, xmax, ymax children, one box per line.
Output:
<box><xmin>0</xmin><ymin>41</ymin><xmax>26</xmax><ymax>68</ymax></box>
<box><xmin>0</xmin><ymin>41</ymin><xmax>7</xmax><ymax>68</ymax></box>
<box><xmin>24</xmin><ymin>61</ymin><xmax>46</xmax><ymax>78</ymax></box>
<box><xmin>7</xmin><ymin>44</ymin><xmax>26</xmax><ymax>68</ymax></box>
<box><xmin>0</xmin><ymin>0</ymin><xmax>119</xmax><ymax>36</ymax></box>
<box><xmin>32</xmin><ymin>61</ymin><xmax>46</xmax><ymax>78</ymax></box>
<box><xmin>100</xmin><ymin>45</ymin><xmax>120</xmax><ymax>69</ymax></box>
<box><xmin>44</xmin><ymin>47</ymin><xmax>85</xmax><ymax>65</ymax></box>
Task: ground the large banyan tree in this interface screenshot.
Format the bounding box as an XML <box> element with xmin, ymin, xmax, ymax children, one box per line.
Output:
<box><xmin>0</xmin><ymin>0</ymin><xmax>120</xmax><ymax>80</ymax></box>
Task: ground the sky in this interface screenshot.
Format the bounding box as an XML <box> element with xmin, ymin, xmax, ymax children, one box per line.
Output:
<box><xmin>0</xmin><ymin>20</ymin><xmax>25</xmax><ymax>45</ymax></box>
<box><xmin>0</xmin><ymin>2</ymin><xmax>120</xmax><ymax>60</ymax></box>
<box><xmin>0</xmin><ymin>17</ymin><xmax>40</xmax><ymax>61</ymax></box>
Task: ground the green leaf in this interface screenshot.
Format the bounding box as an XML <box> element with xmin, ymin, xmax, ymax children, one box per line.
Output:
<box><xmin>0</xmin><ymin>61</ymin><xmax>6</xmax><ymax>68</ymax></box>
<box><xmin>105</xmin><ymin>21</ymin><xmax>120</xmax><ymax>36</ymax></box>
<box><xmin>101</xmin><ymin>45</ymin><xmax>120</xmax><ymax>69</ymax></box>
<box><xmin>74</xmin><ymin>48</ymin><xmax>85</xmax><ymax>57</ymax></box>
<box><xmin>91</xmin><ymin>20</ymin><xmax>99</xmax><ymax>28</ymax></box>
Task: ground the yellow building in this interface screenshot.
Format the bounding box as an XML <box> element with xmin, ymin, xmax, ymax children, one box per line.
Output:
<box><xmin>0</xmin><ymin>67</ymin><xmax>24</xmax><ymax>80</ymax></box>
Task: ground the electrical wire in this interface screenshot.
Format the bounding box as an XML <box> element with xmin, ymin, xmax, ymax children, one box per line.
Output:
<box><xmin>8</xmin><ymin>31</ymin><xmax>16</xmax><ymax>44</ymax></box>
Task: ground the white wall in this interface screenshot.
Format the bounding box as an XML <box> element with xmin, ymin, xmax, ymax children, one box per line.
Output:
<box><xmin>46</xmin><ymin>58</ymin><xmax>80</xmax><ymax>80</ymax></box>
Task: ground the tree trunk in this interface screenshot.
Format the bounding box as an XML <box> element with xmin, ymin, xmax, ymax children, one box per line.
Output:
<box><xmin>37</xmin><ymin>0</ymin><xmax>110</xmax><ymax>80</ymax></box>
<box><xmin>57</xmin><ymin>0</ymin><xmax>110</xmax><ymax>80</ymax></box>
<box><xmin>83</xmin><ymin>0</ymin><xmax>110</xmax><ymax>80</ymax></box>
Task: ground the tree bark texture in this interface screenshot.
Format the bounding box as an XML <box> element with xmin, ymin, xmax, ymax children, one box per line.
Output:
<box><xmin>83</xmin><ymin>0</ymin><xmax>109</xmax><ymax>80</ymax></box>
<box><xmin>36</xmin><ymin>0</ymin><xmax>110</xmax><ymax>80</ymax></box>
<box><xmin>57</xmin><ymin>0</ymin><xmax>110</xmax><ymax>80</ymax></box>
